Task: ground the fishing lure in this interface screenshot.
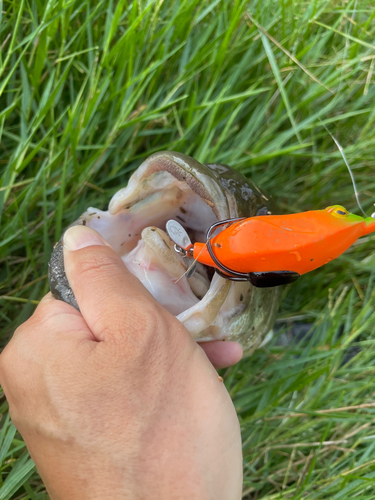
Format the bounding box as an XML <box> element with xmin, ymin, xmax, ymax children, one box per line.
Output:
<box><xmin>166</xmin><ymin>205</ymin><xmax>375</xmax><ymax>288</ymax></box>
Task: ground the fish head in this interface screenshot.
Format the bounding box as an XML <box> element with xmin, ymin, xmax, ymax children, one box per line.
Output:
<box><xmin>49</xmin><ymin>151</ymin><xmax>280</xmax><ymax>357</ymax></box>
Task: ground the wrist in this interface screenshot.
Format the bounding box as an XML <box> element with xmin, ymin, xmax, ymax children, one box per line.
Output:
<box><xmin>32</xmin><ymin>438</ymin><xmax>223</xmax><ymax>500</ymax></box>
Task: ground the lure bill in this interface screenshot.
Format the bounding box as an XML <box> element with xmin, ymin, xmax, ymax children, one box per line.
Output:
<box><xmin>167</xmin><ymin>205</ymin><xmax>375</xmax><ymax>288</ymax></box>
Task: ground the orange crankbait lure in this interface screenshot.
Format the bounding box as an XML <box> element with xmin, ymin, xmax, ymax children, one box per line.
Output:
<box><xmin>166</xmin><ymin>205</ymin><xmax>375</xmax><ymax>288</ymax></box>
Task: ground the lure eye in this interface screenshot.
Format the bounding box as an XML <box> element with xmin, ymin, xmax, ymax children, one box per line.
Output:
<box><xmin>331</xmin><ymin>206</ymin><xmax>349</xmax><ymax>218</ymax></box>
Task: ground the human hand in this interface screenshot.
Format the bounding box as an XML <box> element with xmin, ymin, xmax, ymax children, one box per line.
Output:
<box><xmin>0</xmin><ymin>226</ymin><xmax>243</xmax><ymax>500</ymax></box>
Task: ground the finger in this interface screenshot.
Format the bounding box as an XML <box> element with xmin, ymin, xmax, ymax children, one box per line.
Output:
<box><xmin>34</xmin><ymin>292</ymin><xmax>80</xmax><ymax>319</ymax></box>
<box><xmin>20</xmin><ymin>292</ymin><xmax>95</xmax><ymax>341</ymax></box>
<box><xmin>0</xmin><ymin>292</ymin><xmax>94</xmax><ymax>389</ymax></box>
<box><xmin>199</xmin><ymin>341</ymin><xmax>243</xmax><ymax>369</ymax></box>
<box><xmin>63</xmin><ymin>225</ymin><xmax>164</xmax><ymax>343</ymax></box>
<box><xmin>39</xmin><ymin>291</ymin><xmax>55</xmax><ymax>305</ymax></box>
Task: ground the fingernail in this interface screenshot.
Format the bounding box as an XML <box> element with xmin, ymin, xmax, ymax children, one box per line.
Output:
<box><xmin>63</xmin><ymin>225</ymin><xmax>108</xmax><ymax>251</ymax></box>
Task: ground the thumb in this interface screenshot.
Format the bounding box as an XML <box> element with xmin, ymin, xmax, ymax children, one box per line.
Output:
<box><xmin>63</xmin><ymin>225</ymin><xmax>162</xmax><ymax>343</ymax></box>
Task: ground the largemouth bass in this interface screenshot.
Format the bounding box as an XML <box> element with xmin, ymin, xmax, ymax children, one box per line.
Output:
<box><xmin>49</xmin><ymin>151</ymin><xmax>280</xmax><ymax>356</ymax></box>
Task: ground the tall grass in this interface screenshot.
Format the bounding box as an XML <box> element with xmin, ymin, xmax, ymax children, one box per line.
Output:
<box><xmin>1</xmin><ymin>0</ymin><xmax>375</xmax><ymax>497</ymax></box>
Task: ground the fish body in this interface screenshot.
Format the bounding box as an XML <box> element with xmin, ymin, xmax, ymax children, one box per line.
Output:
<box><xmin>49</xmin><ymin>151</ymin><xmax>280</xmax><ymax>356</ymax></box>
<box><xmin>193</xmin><ymin>205</ymin><xmax>375</xmax><ymax>276</ymax></box>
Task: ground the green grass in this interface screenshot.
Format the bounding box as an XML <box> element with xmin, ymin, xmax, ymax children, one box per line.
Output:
<box><xmin>1</xmin><ymin>0</ymin><xmax>375</xmax><ymax>497</ymax></box>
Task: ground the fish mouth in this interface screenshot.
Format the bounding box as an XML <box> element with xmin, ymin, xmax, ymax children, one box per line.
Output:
<box><xmin>49</xmin><ymin>151</ymin><xmax>280</xmax><ymax>350</ymax></box>
<box><xmin>83</xmin><ymin>152</ymin><xmax>222</xmax><ymax>317</ymax></box>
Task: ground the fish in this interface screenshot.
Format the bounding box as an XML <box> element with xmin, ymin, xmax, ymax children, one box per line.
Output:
<box><xmin>48</xmin><ymin>151</ymin><xmax>280</xmax><ymax>357</ymax></box>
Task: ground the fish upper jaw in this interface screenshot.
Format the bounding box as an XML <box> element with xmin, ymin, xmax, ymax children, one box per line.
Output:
<box><xmin>108</xmin><ymin>151</ymin><xmax>229</xmax><ymax>221</ymax></box>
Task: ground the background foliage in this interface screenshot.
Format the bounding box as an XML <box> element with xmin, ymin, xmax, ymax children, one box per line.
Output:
<box><xmin>1</xmin><ymin>0</ymin><xmax>375</xmax><ymax>497</ymax></box>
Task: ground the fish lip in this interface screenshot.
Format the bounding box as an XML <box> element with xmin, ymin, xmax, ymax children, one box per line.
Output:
<box><xmin>108</xmin><ymin>151</ymin><xmax>229</xmax><ymax>220</ymax></box>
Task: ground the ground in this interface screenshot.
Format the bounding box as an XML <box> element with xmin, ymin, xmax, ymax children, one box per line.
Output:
<box><xmin>1</xmin><ymin>0</ymin><xmax>375</xmax><ymax>498</ymax></box>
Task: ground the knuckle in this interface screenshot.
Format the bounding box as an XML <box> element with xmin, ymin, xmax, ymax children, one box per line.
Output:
<box><xmin>128</xmin><ymin>302</ymin><xmax>165</xmax><ymax>337</ymax></box>
<box><xmin>0</xmin><ymin>342</ymin><xmax>16</xmax><ymax>383</ymax></box>
<box><xmin>19</xmin><ymin>298</ymin><xmax>76</xmax><ymax>335</ymax></box>
<box><xmin>104</xmin><ymin>302</ymin><xmax>166</xmax><ymax>351</ymax></box>
<box><xmin>8</xmin><ymin>408</ymin><xmax>22</xmax><ymax>431</ymax></box>
<box><xmin>33</xmin><ymin>298</ymin><xmax>70</xmax><ymax>323</ymax></box>
<box><xmin>74</xmin><ymin>249</ymin><xmax>120</xmax><ymax>285</ymax></box>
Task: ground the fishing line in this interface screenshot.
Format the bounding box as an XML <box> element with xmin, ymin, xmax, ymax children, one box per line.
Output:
<box><xmin>174</xmin><ymin>241</ymin><xmax>209</xmax><ymax>284</ymax></box>
<box><xmin>319</xmin><ymin>118</ymin><xmax>368</xmax><ymax>218</ymax></box>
